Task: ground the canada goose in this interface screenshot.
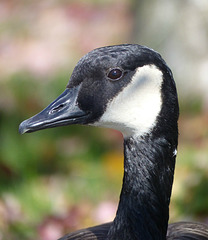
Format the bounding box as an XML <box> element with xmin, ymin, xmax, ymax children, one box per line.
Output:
<box><xmin>19</xmin><ymin>44</ymin><xmax>208</xmax><ymax>240</ymax></box>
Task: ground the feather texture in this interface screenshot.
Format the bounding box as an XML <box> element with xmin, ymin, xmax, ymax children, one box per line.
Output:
<box><xmin>59</xmin><ymin>222</ymin><xmax>208</xmax><ymax>240</ymax></box>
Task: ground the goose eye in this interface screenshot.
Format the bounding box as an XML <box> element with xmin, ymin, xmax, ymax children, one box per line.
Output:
<box><xmin>107</xmin><ymin>68</ymin><xmax>123</xmax><ymax>80</ymax></box>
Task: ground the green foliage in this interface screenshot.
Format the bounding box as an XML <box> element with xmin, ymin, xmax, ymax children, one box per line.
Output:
<box><xmin>173</xmin><ymin>146</ymin><xmax>208</xmax><ymax>220</ymax></box>
<box><xmin>179</xmin><ymin>96</ymin><xmax>203</xmax><ymax>115</ymax></box>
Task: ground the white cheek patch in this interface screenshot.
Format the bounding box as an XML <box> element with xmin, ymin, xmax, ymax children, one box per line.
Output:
<box><xmin>92</xmin><ymin>65</ymin><xmax>163</xmax><ymax>138</ymax></box>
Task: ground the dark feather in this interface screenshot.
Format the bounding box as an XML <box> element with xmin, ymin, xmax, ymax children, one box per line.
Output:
<box><xmin>167</xmin><ymin>222</ymin><xmax>208</xmax><ymax>240</ymax></box>
<box><xmin>58</xmin><ymin>222</ymin><xmax>111</xmax><ymax>240</ymax></box>
<box><xmin>59</xmin><ymin>222</ymin><xmax>208</xmax><ymax>240</ymax></box>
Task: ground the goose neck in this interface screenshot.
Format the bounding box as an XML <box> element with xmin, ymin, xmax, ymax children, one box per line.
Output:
<box><xmin>108</xmin><ymin>134</ymin><xmax>177</xmax><ymax>240</ymax></box>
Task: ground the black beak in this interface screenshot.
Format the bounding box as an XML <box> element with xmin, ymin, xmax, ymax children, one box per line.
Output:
<box><xmin>19</xmin><ymin>85</ymin><xmax>89</xmax><ymax>134</ymax></box>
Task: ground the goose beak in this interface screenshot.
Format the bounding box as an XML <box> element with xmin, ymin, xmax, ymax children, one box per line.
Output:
<box><xmin>19</xmin><ymin>85</ymin><xmax>89</xmax><ymax>134</ymax></box>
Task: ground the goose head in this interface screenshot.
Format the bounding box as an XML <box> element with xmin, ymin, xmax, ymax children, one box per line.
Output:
<box><xmin>19</xmin><ymin>44</ymin><xmax>180</xmax><ymax>240</ymax></box>
<box><xmin>19</xmin><ymin>44</ymin><xmax>178</xmax><ymax>139</ymax></box>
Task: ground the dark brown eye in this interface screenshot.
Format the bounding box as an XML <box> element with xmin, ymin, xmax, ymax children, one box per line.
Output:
<box><xmin>107</xmin><ymin>68</ymin><xmax>123</xmax><ymax>80</ymax></box>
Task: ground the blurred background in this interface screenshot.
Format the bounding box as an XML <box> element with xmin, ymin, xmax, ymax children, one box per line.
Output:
<box><xmin>0</xmin><ymin>0</ymin><xmax>208</xmax><ymax>239</ymax></box>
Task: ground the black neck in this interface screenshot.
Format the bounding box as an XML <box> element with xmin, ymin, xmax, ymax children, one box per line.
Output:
<box><xmin>107</xmin><ymin>133</ymin><xmax>177</xmax><ymax>240</ymax></box>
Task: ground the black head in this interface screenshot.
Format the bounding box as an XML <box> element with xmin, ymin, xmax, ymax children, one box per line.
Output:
<box><xmin>19</xmin><ymin>44</ymin><xmax>178</xmax><ymax>139</ymax></box>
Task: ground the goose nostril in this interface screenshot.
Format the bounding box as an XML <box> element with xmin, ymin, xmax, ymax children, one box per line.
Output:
<box><xmin>50</xmin><ymin>104</ymin><xmax>65</xmax><ymax>114</ymax></box>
